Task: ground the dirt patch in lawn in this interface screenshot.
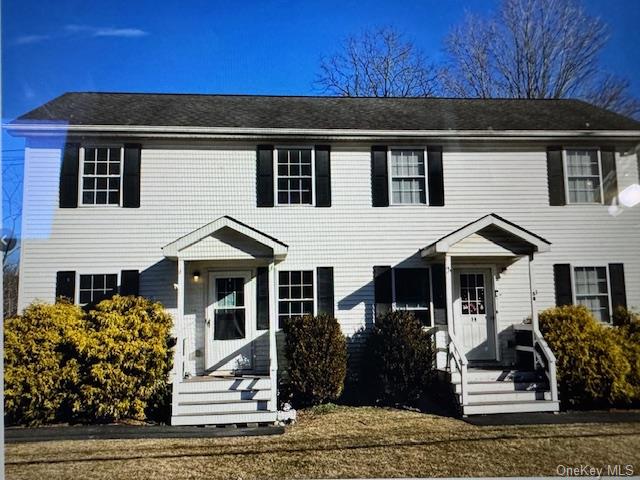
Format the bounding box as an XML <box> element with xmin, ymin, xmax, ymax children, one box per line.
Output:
<box><xmin>6</xmin><ymin>406</ymin><xmax>640</xmax><ymax>479</ymax></box>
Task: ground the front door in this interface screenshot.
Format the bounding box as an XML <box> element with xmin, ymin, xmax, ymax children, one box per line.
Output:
<box><xmin>206</xmin><ymin>271</ymin><xmax>254</xmax><ymax>373</ymax></box>
<box><xmin>453</xmin><ymin>269</ymin><xmax>497</xmax><ymax>361</ymax></box>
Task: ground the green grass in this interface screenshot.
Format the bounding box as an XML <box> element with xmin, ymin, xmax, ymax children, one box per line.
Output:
<box><xmin>6</xmin><ymin>406</ymin><xmax>640</xmax><ymax>479</ymax></box>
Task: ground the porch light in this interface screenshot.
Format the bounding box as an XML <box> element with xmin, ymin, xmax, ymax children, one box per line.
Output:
<box><xmin>193</xmin><ymin>270</ymin><xmax>200</xmax><ymax>282</ymax></box>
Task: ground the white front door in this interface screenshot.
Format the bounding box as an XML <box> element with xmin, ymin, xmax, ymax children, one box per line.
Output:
<box><xmin>206</xmin><ymin>271</ymin><xmax>254</xmax><ymax>373</ymax></box>
<box><xmin>453</xmin><ymin>269</ymin><xmax>497</xmax><ymax>361</ymax></box>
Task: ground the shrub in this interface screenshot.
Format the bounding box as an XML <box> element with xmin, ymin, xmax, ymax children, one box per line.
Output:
<box><xmin>78</xmin><ymin>295</ymin><xmax>174</xmax><ymax>422</ymax></box>
<box><xmin>4</xmin><ymin>301</ymin><xmax>87</xmax><ymax>425</ymax></box>
<box><xmin>614</xmin><ymin>307</ymin><xmax>640</xmax><ymax>401</ymax></box>
<box><xmin>539</xmin><ymin>305</ymin><xmax>633</xmax><ymax>407</ymax></box>
<box><xmin>282</xmin><ymin>314</ymin><xmax>347</xmax><ymax>407</ymax></box>
<box><xmin>361</xmin><ymin>310</ymin><xmax>434</xmax><ymax>405</ymax></box>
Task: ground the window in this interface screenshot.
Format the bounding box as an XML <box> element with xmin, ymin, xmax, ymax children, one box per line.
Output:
<box><xmin>277</xmin><ymin>148</ymin><xmax>313</xmax><ymax>205</ymax></box>
<box><xmin>390</xmin><ymin>149</ymin><xmax>427</xmax><ymax>205</ymax></box>
<box><xmin>213</xmin><ymin>277</ymin><xmax>246</xmax><ymax>340</ymax></box>
<box><xmin>565</xmin><ymin>149</ymin><xmax>602</xmax><ymax>204</ymax></box>
<box><xmin>393</xmin><ymin>268</ymin><xmax>431</xmax><ymax>325</ymax></box>
<box><xmin>574</xmin><ymin>266</ymin><xmax>611</xmax><ymax>323</ymax></box>
<box><xmin>79</xmin><ymin>274</ymin><xmax>118</xmax><ymax>304</ymax></box>
<box><xmin>278</xmin><ymin>270</ymin><xmax>314</xmax><ymax>327</ymax></box>
<box><xmin>460</xmin><ymin>273</ymin><xmax>486</xmax><ymax>315</ymax></box>
<box><xmin>81</xmin><ymin>147</ymin><xmax>122</xmax><ymax>205</ymax></box>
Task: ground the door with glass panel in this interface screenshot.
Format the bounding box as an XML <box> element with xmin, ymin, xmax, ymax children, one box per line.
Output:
<box><xmin>206</xmin><ymin>271</ymin><xmax>254</xmax><ymax>373</ymax></box>
<box><xmin>453</xmin><ymin>269</ymin><xmax>496</xmax><ymax>361</ymax></box>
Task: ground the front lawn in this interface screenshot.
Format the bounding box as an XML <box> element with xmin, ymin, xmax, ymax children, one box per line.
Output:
<box><xmin>6</xmin><ymin>406</ymin><xmax>640</xmax><ymax>479</ymax></box>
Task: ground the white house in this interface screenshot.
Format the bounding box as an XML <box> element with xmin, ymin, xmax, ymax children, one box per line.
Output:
<box><xmin>9</xmin><ymin>93</ymin><xmax>640</xmax><ymax>422</ymax></box>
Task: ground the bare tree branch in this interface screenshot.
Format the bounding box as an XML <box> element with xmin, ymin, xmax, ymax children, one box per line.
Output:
<box><xmin>316</xmin><ymin>27</ymin><xmax>440</xmax><ymax>97</ymax></box>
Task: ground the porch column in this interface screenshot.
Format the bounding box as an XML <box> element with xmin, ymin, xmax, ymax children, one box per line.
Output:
<box><xmin>171</xmin><ymin>258</ymin><xmax>185</xmax><ymax>422</ymax></box>
<box><xmin>268</xmin><ymin>261</ymin><xmax>278</xmax><ymax>412</ymax></box>
<box><xmin>445</xmin><ymin>254</ymin><xmax>454</xmax><ymax>335</ymax></box>
<box><xmin>528</xmin><ymin>254</ymin><xmax>539</xmax><ymax>331</ymax></box>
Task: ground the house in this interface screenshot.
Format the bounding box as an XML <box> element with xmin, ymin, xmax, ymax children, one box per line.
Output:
<box><xmin>9</xmin><ymin>93</ymin><xmax>640</xmax><ymax>422</ymax></box>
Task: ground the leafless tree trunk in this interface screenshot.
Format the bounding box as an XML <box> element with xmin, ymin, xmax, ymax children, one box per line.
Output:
<box><xmin>443</xmin><ymin>0</ymin><xmax>639</xmax><ymax>118</ymax></box>
<box><xmin>3</xmin><ymin>151</ymin><xmax>22</xmax><ymax>318</ymax></box>
<box><xmin>316</xmin><ymin>27</ymin><xmax>440</xmax><ymax>97</ymax></box>
<box><xmin>3</xmin><ymin>263</ymin><xmax>19</xmax><ymax>319</ymax></box>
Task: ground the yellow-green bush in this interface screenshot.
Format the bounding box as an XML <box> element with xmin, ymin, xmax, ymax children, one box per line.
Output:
<box><xmin>539</xmin><ymin>305</ymin><xmax>634</xmax><ymax>407</ymax></box>
<box><xmin>4</xmin><ymin>296</ymin><xmax>173</xmax><ymax>425</ymax></box>
<box><xmin>4</xmin><ymin>301</ymin><xmax>87</xmax><ymax>425</ymax></box>
<box><xmin>79</xmin><ymin>295</ymin><xmax>174</xmax><ymax>422</ymax></box>
<box><xmin>282</xmin><ymin>314</ymin><xmax>347</xmax><ymax>407</ymax></box>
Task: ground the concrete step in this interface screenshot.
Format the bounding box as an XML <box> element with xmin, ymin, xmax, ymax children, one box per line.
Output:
<box><xmin>171</xmin><ymin>410</ymin><xmax>278</xmax><ymax>426</ymax></box>
<box><xmin>173</xmin><ymin>399</ymin><xmax>270</xmax><ymax>416</ymax></box>
<box><xmin>463</xmin><ymin>400</ymin><xmax>559</xmax><ymax>415</ymax></box>
<box><xmin>177</xmin><ymin>377</ymin><xmax>271</xmax><ymax>394</ymax></box>
<box><xmin>177</xmin><ymin>388</ymin><xmax>272</xmax><ymax>402</ymax></box>
<box><xmin>462</xmin><ymin>390</ymin><xmax>551</xmax><ymax>403</ymax></box>
<box><xmin>454</xmin><ymin>381</ymin><xmax>549</xmax><ymax>394</ymax></box>
<box><xmin>451</xmin><ymin>369</ymin><xmax>540</xmax><ymax>384</ymax></box>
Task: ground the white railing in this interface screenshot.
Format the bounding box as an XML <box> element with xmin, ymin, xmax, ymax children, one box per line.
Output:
<box><xmin>170</xmin><ymin>334</ymin><xmax>184</xmax><ymax>420</ymax></box>
<box><xmin>448</xmin><ymin>331</ymin><xmax>469</xmax><ymax>407</ymax></box>
<box><xmin>514</xmin><ymin>323</ymin><xmax>558</xmax><ymax>403</ymax></box>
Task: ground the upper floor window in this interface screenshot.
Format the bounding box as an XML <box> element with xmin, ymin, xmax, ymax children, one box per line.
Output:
<box><xmin>573</xmin><ymin>266</ymin><xmax>610</xmax><ymax>323</ymax></box>
<box><xmin>278</xmin><ymin>270</ymin><xmax>314</xmax><ymax>327</ymax></box>
<box><xmin>81</xmin><ymin>147</ymin><xmax>122</xmax><ymax>206</ymax></box>
<box><xmin>79</xmin><ymin>273</ymin><xmax>118</xmax><ymax>305</ymax></box>
<box><xmin>277</xmin><ymin>148</ymin><xmax>313</xmax><ymax>205</ymax></box>
<box><xmin>564</xmin><ymin>149</ymin><xmax>602</xmax><ymax>204</ymax></box>
<box><xmin>389</xmin><ymin>149</ymin><xmax>427</xmax><ymax>205</ymax></box>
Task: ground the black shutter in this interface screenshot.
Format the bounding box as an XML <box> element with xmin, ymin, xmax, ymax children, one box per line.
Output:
<box><xmin>56</xmin><ymin>271</ymin><xmax>76</xmax><ymax>302</ymax></box>
<box><xmin>547</xmin><ymin>146</ymin><xmax>566</xmax><ymax>206</ymax></box>
<box><xmin>427</xmin><ymin>146</ymin><xmax>445</xmax><ymax>206</ymax></box>
<box><xmin>123</xmin><ymin>145</ymin><xmax>141</xmax><ymax>208</ymax></box>
<box><xmin>60</xmin><ymin>143</ymin><xmax>80</xmax><ymax>208</ymax></box>
<box><xmin>120</xmin><ymin>270</ymin><xmax>140</xmax><ymax>296</ymax></box>
<box><xmin>608</xmin><ymin>263</ymin><xmax>627</xmax><ymax>310</ymax></box>
<box><xmin>317</xmin><ymin>267</ymin><xmax>335</xmax><ymax>316</ymax></box>
<box><xmin>371</xmin><ymin>146</ymin><xmax>389</xmax><ymax>207</ymax></box>
<box><xmin>600</xmin><ymin>147</ymin><xmax>618</xmax><ymax>205</ymax></box>
<box><xmin>315</xmin><ymin>145</ymin><xmax>331</xmax><ymax>207</ymax></box>
<box><xmin>257</xmin><ymin>145</ymin><xmax>274</xmax><ymax>207</ymax></box>
<box><xmin>431</xmin><ymin>263</ymin><xmax>446</xmax><ymax>322</ymax></box>
<box><xmin>256</xmin><ymin>267</ymin><xmax>270</xmax><ymax>329</ymax></box>
<box><xmin>553</xmin><ymin>264</ymin><xmax>573</xmax><ymax>306</ymax></box>
<box><xmin>373</xmin><ymin>266</ymin><xmax>392</xmax><ymax>317</ymax></box>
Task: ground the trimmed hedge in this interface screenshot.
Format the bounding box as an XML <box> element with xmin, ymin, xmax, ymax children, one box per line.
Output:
<box><xmin>539</xmin><ymin>305</ymin><xmax>638</xmax><ymax>407</ymax></box>
<box><xmin>282</xmin><ymin>314</ymin><xmax>347</xmax><ymax>407</ymax></box>
<box><xmin>361</xmin><ymin>310</ymin><xmax>435</xmax><ymax>405</ymax></box>
<box><xmin>4</xmin><ymin>296</ymin><xmax>173</xmax><ymax>425</ymax></box>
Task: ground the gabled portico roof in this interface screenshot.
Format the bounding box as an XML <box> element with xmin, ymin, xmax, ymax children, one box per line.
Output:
<box><xmin>421</xmin><ymin>213</ymin><xmax>551</xmax><ymax>257</ymax></box>
<box><xmin>162</xmin><ymin>215</ymin><xmax>288</xmax><ymax>260</ymax></box>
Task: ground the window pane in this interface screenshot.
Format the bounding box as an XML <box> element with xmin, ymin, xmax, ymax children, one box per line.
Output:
<box><xmin>277</xmin><ymin>148</ymin><xmax>313</xmax><ymax>204</ymax></box>
<box><xmin>574</xmin><ymin>266</ymin><xmax>610</xmax><ymax>322</ymax></box>
<box><xmin>214</xmin><ymin>309</ymin><xmax>246</xmax><ymax>340</ymax></box>
<box><xmin>97</xmin><ymin>148</ymin><xmax>108</xmax><ymax>162</ymax></box>
<box><xmin>278</xmin><ymin>270</ymin><xmax>314</xmax><ymax>324</ymax></box>
<box><xmin>395</xmin><ymin>268</ymin><xmax>430</xmax><ymax>307</ymax></box>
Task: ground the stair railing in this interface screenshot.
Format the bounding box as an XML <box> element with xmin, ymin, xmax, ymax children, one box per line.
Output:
<box><xmin>514</xmin><ymin>323</ymin><xmax>558</xmax><ymax>403</ymax></box>
<box><xmin>447</xmin><ymin>331</ymin><xmax>469</xmax><ymax>407</ymax></box>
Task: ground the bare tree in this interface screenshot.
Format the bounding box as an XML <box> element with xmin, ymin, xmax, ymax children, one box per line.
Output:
<box><xmin>4</xmin><ymin>263</ymin><xmax>19</xmax><ymax>319</ymax></box>
<box><xmin>3</xmin><ymin>153</ymin><xmax>22</xmax><ymax>318</ymax></box>
<box><xmin>443</xmin><ymin>0</ymin><xmax>640</xmax><ymax>118</ymax></box>
<box><xmin>316</xmin><ymin>27</ymin><xmax>439</xmax><ymax>97</ymax></box>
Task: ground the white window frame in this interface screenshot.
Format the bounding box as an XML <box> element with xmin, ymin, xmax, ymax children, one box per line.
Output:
<box><xmin>78</xmin><ymin>145</ymin><xmax>125</xmax><ymax>207</ymax></box>
<box><xmin>387</xmin><ymin>147</ymin><xmax>429</xmax><ymax>206</ymax></box>
<box><xmin>274</xmin><ymin>146</ymin><xmax>316</xmax><ymax>206</ymax></box>
<box><xmin>570</xmin><ymin>264</ymin><xmax>612</xmax><ymax>323</ymax></box>
<box><xmin>75</xmin><ymin>271</ymin><xmax>121</xmax><ymax>305</ymax></box>
<box><xmin>562</xmin><ymin>148</ymin><xmax>605</xmax><ymax>205</ymax></box>
<box><xmin>276</xmin><ymin>268</ymin><xmax>317</xmax><ymax>330</ymax></box>
<box><xmin>390</xmin><ymin>267</ymin><xmax>434</xmax><ymax>326</ymax></box>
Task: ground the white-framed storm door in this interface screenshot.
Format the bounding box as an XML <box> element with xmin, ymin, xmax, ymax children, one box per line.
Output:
<box><xmin>206</xmin><ymin>271</ymin><xmax>254</xmax><ymax>373</ymax></box>
<box><xmin>453</xmin><ymin>268</ymin><xmax>497</xmax><ymax>361</ymax></box>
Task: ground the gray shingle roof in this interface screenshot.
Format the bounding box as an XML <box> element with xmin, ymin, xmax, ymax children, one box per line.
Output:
<box><xmin>11</xmin><ymin>92</ymin><xmax>640</xmax><ymax>131</ymax></box>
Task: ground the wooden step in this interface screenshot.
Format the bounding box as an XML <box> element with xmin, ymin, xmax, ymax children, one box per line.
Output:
<box><xmin>462</xmin><ymin>390</ymin><xmax>551</xmax><ymax>403</ymax></box>
<box><xmin>451</xmin><ymin>369</ymin><xmax>540</xmax><ymax>384</ymax></box>
<box><xmin>173</xmin><ymin>399</ymin><xmax>270</xmax><ymax>416</ymax></box>
<box><xmin>454</xmin><ymin>381</ymin><xmax>549</xmax><ymax>394</ymax></box>
<box><xmin>177</xmin><ymin>388</ymin><xmax>272</xmax><ymax>402</ymax></box>
<box><xmin>463</xmin><ymin>400</ymin><xmax>559</xmax><ymax>415</ymax></box>
<box><xmin>178</xmin><ymin>377</ymin><xmax>271</xmax><ymax>394</ymax></box>
<box><xmin>171</xmin><ymin>410</ymin><xmax>278</xmax><ymax>426</ymax></box>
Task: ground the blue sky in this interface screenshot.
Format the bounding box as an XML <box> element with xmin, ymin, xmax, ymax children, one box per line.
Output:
<box><xmin>2</xmin><ymin>0</ymin><xmax>640</xmax><ymax>240</ymax></box>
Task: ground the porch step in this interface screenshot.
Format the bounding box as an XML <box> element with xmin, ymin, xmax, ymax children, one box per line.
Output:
<box><xmin>465</xmin><ymin>390</ymin><xmax>551</xmax><ymax>403</ymax></box>
<box><xmin>171</xmin><ymin>410</ymin><xmax>277</xmax><ymax>426</ymax></box>
<box><xmin>174</xmin><ymin>399</ymin><xmax>270</xmax><ymax>416</ymax></box>
<box><xmin>454</xmin><ymin>381</ymin><xmax>549</xmax><ymax>394</ymax></box>
<box><xmin>178</xmin><ymin>388</ymin><xmax>272</xmax><ymax>402</ymax></box>
<box><xmin>450</xmin><ymin>369</ymin><xmax>540</xmax><ymax>384</ymax></box>
<box><xmin>462</xmin><ymin>400</ymin><xmax>560</xmax><ymax>415</ymax></box>
<box><xmin>177</xmin><ymin>376</ymin><xmax>271</xmax><ymax>394</ymax></box>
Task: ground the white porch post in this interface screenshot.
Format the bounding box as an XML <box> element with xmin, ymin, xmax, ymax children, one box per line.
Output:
<box><xmin>528</xmin><ymin>253</ymin><xmax>539</xmax><ymax>370</ymax></box>
<box><xmin>445</xmin><ymin>254</ymin><xmax>454</xmax><ymax>336</ymax></box>
<box><xmin>171</xmin><ymin>258</ymin><xmax>185</xmax><ymax>423</ymax></box>
<box><xmin>268</xmin><ymin>261</ymin><xmax>278</xmax><ymax>412</ymax></box>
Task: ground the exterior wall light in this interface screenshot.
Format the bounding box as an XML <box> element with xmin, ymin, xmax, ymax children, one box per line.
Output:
<box><xmin>193</xmin><ymin>270</ymin><xmax>200</xmax><ymax>282</ymax></box>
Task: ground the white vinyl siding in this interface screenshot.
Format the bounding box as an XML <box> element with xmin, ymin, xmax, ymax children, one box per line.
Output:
<box><xmin>80</xmin><ymin>146</ymin><xmax>123</xmax><ymax>206</ymax></box>
<box><xmin>389</xmin><ymin>149</ymin><xmax>427</xmax><ymax>205</ymax></box>
<box><xmin>573</xmin><ymin>266</ymin><xmax>611</xmax><ymax>323</ymax></box>
<box><xmin>564</xmin><ymin>149</ymin><xmax>603</xmax><ymax>204</ymax></box>
<box><xmin>276</xmin><ymin>148</ymin><xmax>313</xmax><ymax>205</ymax></box>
